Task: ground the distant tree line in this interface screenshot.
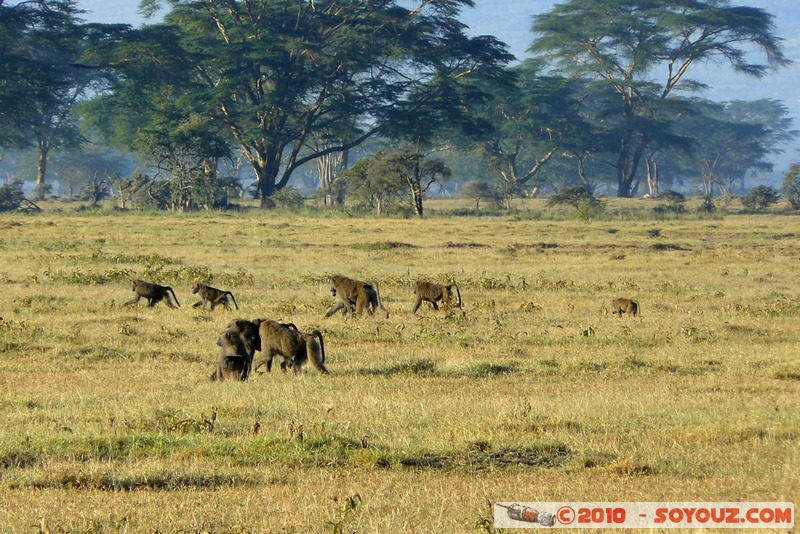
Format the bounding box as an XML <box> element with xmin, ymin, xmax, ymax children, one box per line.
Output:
<box><xmin>0</xmin><ymin>0</ymin><xmax>797</xmax><ymax>214</ymax></box>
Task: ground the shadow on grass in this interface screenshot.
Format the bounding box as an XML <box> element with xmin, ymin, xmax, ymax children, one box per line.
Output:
<box><xmin>385</xmin><ymin>441</ymin><xmax>571</xmax><ymax>470</ymax></box>
<box><xmin>358</xmin><ymin>359</ymin><xmax>518</xmax><ymax>378</ymax></box>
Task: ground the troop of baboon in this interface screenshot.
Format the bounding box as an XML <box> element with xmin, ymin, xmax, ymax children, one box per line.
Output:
<box><xmin>119</xmin><ymin>274</ymin><xmax>640</xmax><ymax>380</ymax></box>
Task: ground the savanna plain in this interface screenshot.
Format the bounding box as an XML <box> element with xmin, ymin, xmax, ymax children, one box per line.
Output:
<box><xmin>0</xmin><ymin>199</ymin><xmax>798</xmax><ymax>532</ymax></box>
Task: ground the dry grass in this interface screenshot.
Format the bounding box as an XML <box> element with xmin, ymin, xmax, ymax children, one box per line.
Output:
<box><xmin>0</xmin><ymin>200</ymin><xmax>798</xmax><ymax>532</ymax></box>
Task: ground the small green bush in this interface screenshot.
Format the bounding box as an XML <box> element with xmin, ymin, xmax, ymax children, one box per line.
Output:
<box><xmin>0</xmin><ymin>181</ymin><xmax>25</xmax><ymax>212</ymax></box>
<box><xmin>697</xmin><ymin>195</ymin><xmax>716</xmax><ymax>215</ymax></box>
<box><xmin>782</xmin><ymin>163</ymin><xmax>800</xmax><ymax>210</ymax></box>
<box><xmin>741</xmin><ymin>185</ymin><xmax>780</xmax><ymax>210</ymax></box>
<box><xmin>547</xmin><ymin>184</ymin><xmax>596</xmax><ymax>209</ymax></box>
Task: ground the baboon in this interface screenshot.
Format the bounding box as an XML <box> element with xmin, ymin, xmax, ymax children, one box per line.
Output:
<box><xmin>122</xmin><ymin>279</ymin><xmax>180</xmax><ymax>308</ymax></box>
<box><xmin>211</xmin><ymin>328</ymin><xmax>251</xmax><ymax>381</ymax></box>
<box><xmin>253</xmin><ymin>320</ymin><xmax>329</xmax><ymax>374</ymax></box>
<box><xmin>226</xmin><ymin>318</ymin><xmax>298</xmax><ymax>359</ymax></box>
<box><xmin>192</xmin><ymin>283</ymin><xmax>239</xmax><ymax>310</ymax></box>
<box><xmin>226</xmin><ymin>319</ymin><xmax>263</xmax><ymax>358</ymax></box>
<box><xmin>412</xmin><ymin>280</ymin><xmax>462</xmax><ymax>314</ymax></box>
<box><xmin>611</xmin><ymin>297</ymin><xmax>640</xmax><ymax>317</ymax></box>
<box><xmin>325</xmin><ymin>274</ymin><xmax>389</xmax><ymax>318</ymax></box>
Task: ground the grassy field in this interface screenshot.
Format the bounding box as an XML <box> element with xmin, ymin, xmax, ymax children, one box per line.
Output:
<box><xmin>0</xmin><ymin>199</ymin><xmax>798</xmax><ymax>532</ymax></box>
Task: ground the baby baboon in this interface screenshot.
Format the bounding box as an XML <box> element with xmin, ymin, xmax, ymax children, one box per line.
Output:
<box><xmin>253</xmin><ymin>319</ymin><xmax>329</xmax><ymax>375</ymax></box>
<box><xmin>211</xmin><ymin>328</ymin><xmax>251</xmax><ymax>381</ymax></box>
<box><xmin>611</xmin><ymin>297</ymin><xmax>640</xmax><ymax>317</ymax></box>
<box><xmin>192</xmin><ymin>283</ymin><xmax>239</xmax><ymax>310</ymax></box>
<box><xmin>122</xmin><ymin>279</ymin><xmax>180</xmax><ymax>308</ymax></box>
<box><xmin>325</xmin><ymin>274</ymin><xmax>389</xmax><ymax>318</ymax></box>
<box><xmin>412</xmin><ymin>280</ymin><xmax>462</xmax><ymax>314</ymax></box>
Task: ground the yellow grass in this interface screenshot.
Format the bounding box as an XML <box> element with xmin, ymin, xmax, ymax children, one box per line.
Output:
<box><xmin>0</xmin><ymin>200</ymin><xmax>798</xmax><ymax>532</ymax></box>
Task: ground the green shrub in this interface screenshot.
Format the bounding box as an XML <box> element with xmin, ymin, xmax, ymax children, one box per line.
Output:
<box><xmin>0</xmin><ymin>181</ymin><xmax>25</xmax><ymax>212</ymax></box>
<box><xmin>697</xmin><ymin>195</ymin><xmax>716</xmax><ymax>215</ymax></box>
<box><xmin>742</xmin><ymin>185</ymin><xmax>780</xmax><ymax>210</ymax></box>
<box><xmin>271</xmin><ymin>186</ymin><xmax>306</xmax><ymax>211</ymax></box>
<box><xmin>782</xmin><ymin>163</ymin><xmax>800</xmax><ymax>210</ymax></box>
<box><xmin>547</xmin><ymin>184</ymin><xmax>596</xmax><ymax>209</ymax></box>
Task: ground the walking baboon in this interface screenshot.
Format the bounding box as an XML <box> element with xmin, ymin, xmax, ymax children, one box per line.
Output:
<box><xmin>611</xmin><ymin>297</ymin><xmax>640</xmax><ymax>317</ymax></box>
<box><xmin>226</xmin><ymin>318</ymin><xmax>299</xmax><ymax>357</ymax></box>
<box><xmin>412</xmin><ymin>280</ymin><xmax>462</xmax><ymax>313</ymax></box>
<box><xmin>325</xmin><ymin>274</ymin><xmax>389</xmax><ymax>318</ymax></box>
<box><xmin>192</xmin><ymin>283</ymin><xmax>239</xmax><ymax>310</ymax></box>
<box><xmin>122</xmin><ymin>279</ymin><xmax>180</xmax><ymax>308</ymax></box>
<box><xmin>211</xmin><ymin>328</ymin><xmax>251</xmax><ymax>381</ymax></box>
<box><xmin>253</xmin><ymin>320</ymin><xmax>329</xmax><ymax>374</ymax></box>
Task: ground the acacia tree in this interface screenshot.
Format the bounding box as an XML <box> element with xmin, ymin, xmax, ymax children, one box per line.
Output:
<box><xmin>530</xmin><ymin>0</ymin><xmax>788</xmax><ymax>197</ymax></box>
<box><xmin>0</xmin><ymin>0</ymin><xmax>98</xmax><ymax>188</ymax></box>
<box><xmin>674</xmin><ymin>99</ymin><xmax>795</xmax><ymax>196</ymax></box>
<box><xmin>380</xmin><ymin>150</ymin><xmax>451</xmax><ymax>218</ymax></box>
<box><xmin>342</xmin><ymin>157</ymin><xmax>404</xmax><ymax>216</ymax></box>
<box><xmin>472</xmin><ymin>60</ymin><xmax>594</xmax><ymax>208</ymax></box>
<box><xmin>109</xmin><ymin>0</ymin><xmax>512</xmax><ymax>209</ymax></box>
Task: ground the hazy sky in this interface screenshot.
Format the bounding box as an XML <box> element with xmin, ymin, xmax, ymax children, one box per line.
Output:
<box><xmin>75</xmin><ymin>0</ymin><xmax>800</xmax><ymax>169</ymax></box>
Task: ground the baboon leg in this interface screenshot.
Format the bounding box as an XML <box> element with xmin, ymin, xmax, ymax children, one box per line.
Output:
<box><xmin>431</xmin><ymin>301</ymin><xmax>439</xmax><ymax>310</ymax></box>
<box><xmin>412</xmin><ymin>298</ymin><xmax>423</xmax><ymax>314</ymax></box>
<box><xmin>252</xmin><ymin>354</ymin><xmax>275</xmax><ymax>373</ymax></box>
<box><xmin>192</xmin><ymin>300</ymin><xmax>205</xmax><ymax>309</ymax></box>
<box><xmin>326</xmin><ymin>301</ymin><xmax>347</xmax><ymax>318</ymax></box>
<box><xmin>354</xmin><ymin>293</ymin><xmax>368</xmax><ymax>316</ymax></box>
<box><xmin>122</xmin><ymin>295</ymin><xmax>141</xmax><ymax>307</ymax></box>
<box><xmin>225</xmin><ymin>292</ymin><xmax>239</xmax><ymax>311</ymax></box>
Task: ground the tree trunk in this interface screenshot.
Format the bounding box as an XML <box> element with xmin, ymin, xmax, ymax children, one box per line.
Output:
<box><xmin>615</xmin><ymin>104</ymin><xmax>645</xmax><ymax>198</ymax></box>
<box><xmin>411</xmin><ymin>184</ymin><xmax>424</xmax><ymax>217</ymax></box>
<box><xmin>37</xmin><ymin>145</ymin><xmax>49</xmax><ymax>186</ymax></box>
<box><xmin>256</xmin><ymin>161</ymin><xmax>280</xmax><ymax>209</ymax></box>
<box><xmin>504</xmin><ymin>191</ymin><xmax>514</xmax><ymax>210</ymax></box>
<box><xmin>646</xmin><ymin>157</ymin><xmax>659</xmax><ymax>198</ymax></box>
<box><xmin>317</xmin><ymin>149</ymin><xmax>347</xmax><ymax>206</ymax></box>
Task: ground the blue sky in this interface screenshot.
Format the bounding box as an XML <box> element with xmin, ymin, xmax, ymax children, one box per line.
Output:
<box><xmin>76</xmin><ymin>0</ymin><xmax>800</xmax><ymax>172</ymax></box>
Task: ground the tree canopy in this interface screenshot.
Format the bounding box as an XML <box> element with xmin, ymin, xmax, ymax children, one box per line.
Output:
<box><xmin>90</xmin><ymin>0</ymin><xmax>513</xmax><ymax>208</ymax></box>
<box><xmin>529</xmin><ymin>0</ymin><xmax>789</xmax><ymax>197</ymax></box>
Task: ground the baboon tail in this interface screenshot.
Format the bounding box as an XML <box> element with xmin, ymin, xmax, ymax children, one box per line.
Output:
<box><xmin>634</xmin><ymin>300</ymin><xmax>640</xmax><ymax>317</ymax></box>
<box><xmin>372</xmin><ymin>281</ymin><xmax>389</xmax><ymax>319</ymax></box>
<box><xmin>227</xmin><ymin>291</ymin><xmax>239</xmax><ymax>310</ymax></box>
<box><xmin>311</xmin><ymin>330</ymin><xmax>326</xmax><ymax>364</ymax></box>
<box><xmin>167</xmin><ymin>287</ymin><xmax>180</xmax><ymax>307</ymax></box>
<box><xmin>453</xmin><ymin>281</ymin><xmax>462</xmax><ymax>309</ymax></box>
<box><xmin>309</xmin><ymin>330</ymin><xmax>329</xmax><ymax>374</ymax></box>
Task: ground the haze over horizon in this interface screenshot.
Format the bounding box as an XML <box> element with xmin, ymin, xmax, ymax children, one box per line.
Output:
<box><xmin>74</xmin><ymin>0</ymin><xmax>800</xmax><ymax>179</ymax></box>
